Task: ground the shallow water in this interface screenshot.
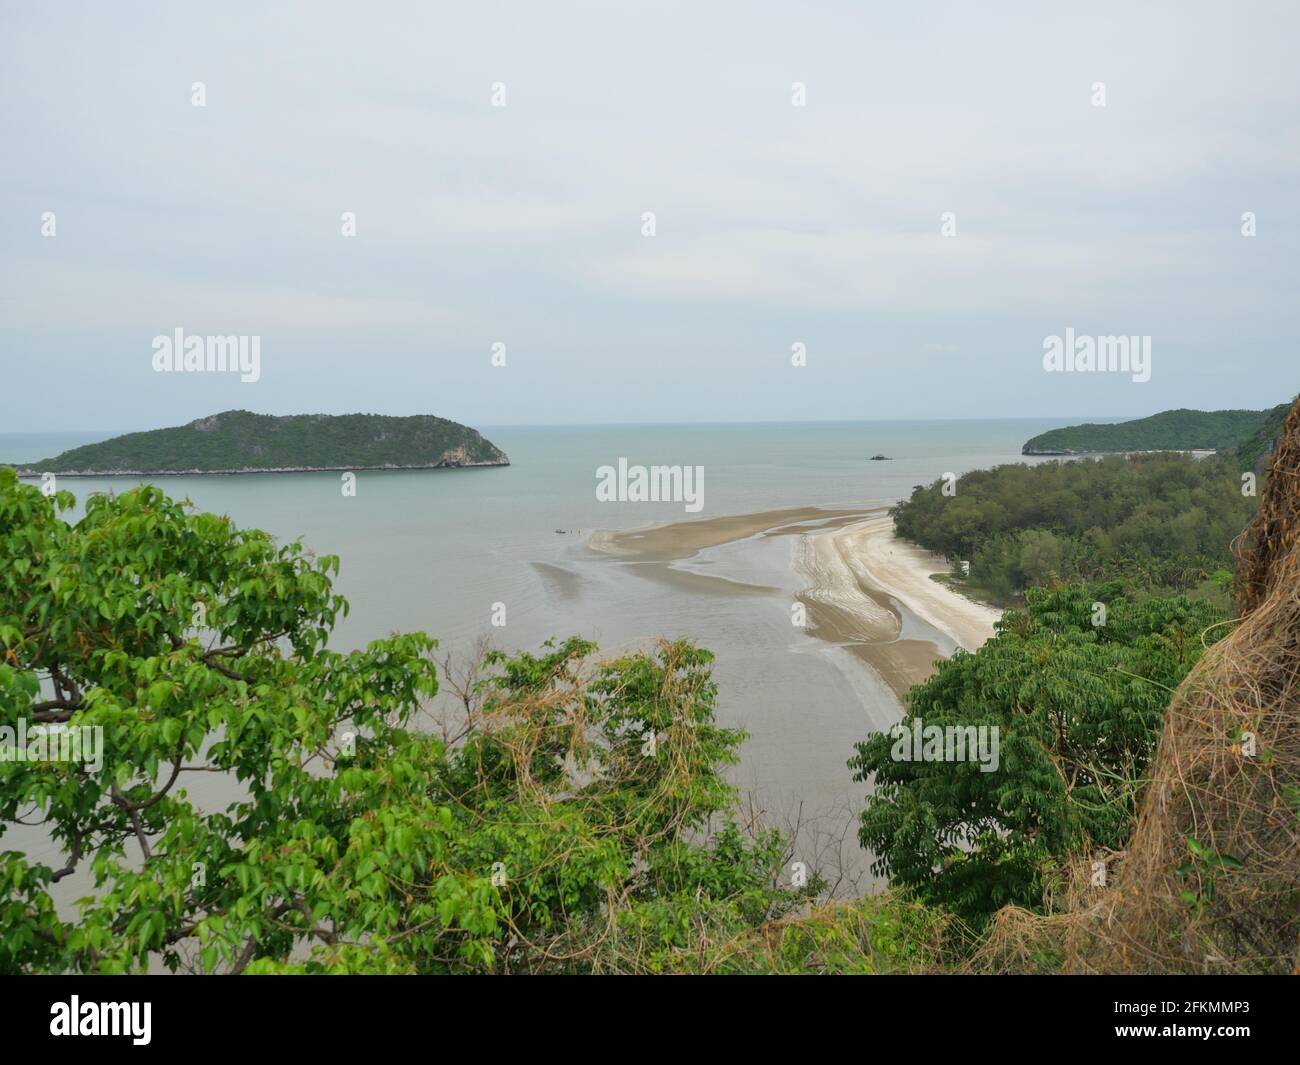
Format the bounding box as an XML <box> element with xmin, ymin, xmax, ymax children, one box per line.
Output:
<box><xmin>3</xmin><ymin>419</ymin><xmax>1066</xmax><ymax>894</ymax></box>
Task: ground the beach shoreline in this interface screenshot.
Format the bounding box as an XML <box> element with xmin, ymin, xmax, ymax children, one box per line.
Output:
<box><xmin>827</xmin><ymin>513</ymin><xmax>1001</xmax><ymax>654</ymax></box>
<box><xmin>590</xmin><ymin>505</ymin><xmax>1002</xmax><ymax>701</ymax></box>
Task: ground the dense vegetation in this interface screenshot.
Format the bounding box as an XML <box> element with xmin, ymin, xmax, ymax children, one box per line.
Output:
<box><xmin>1230</xmin><ymin>401</ymin><xmax>1291</xmax><ymax>472</ymax></box>
<box><xmin>1</xmin><ymin>468</ymin><xmax>881</xmax><ymax>974</ymax></box>
<box><xmin>15</xmin><ymin>410</ymin><xmax>509</xmax><ymax>474</ymax></box>
<box><xmin>892</xmin><ymin>453</ymin><xmax>1254</xmax><ymax>604</ymax></box>
<box><xmin>850</xmin><ymin>584</ymin><xmax>1224</xmax><ymax>924</ymax></box>
<box><xmin>1021</xmin><ymin>406</ymin><xmax>1273</xmax><ymax>455</ymax></box>
<box><xmin>0</xmin><ymin>402</ymin><xmax>1280</xmax><ymax>972</ymax></box>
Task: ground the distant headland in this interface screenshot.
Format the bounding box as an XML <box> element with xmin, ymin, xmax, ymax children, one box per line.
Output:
<box><xmin>7</xmin><ymin>410</ymin><xmax>510</xmax><ymax>477</ymax></box>
<box><xmin>1021</xmin><ymin>405</ymin><xmax>1289</xmax><ymax>467</ymax></box>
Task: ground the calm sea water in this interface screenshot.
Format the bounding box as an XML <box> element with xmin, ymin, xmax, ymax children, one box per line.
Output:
<box><xmin>4</xmin><ymin>419</ymin><xmax>1067</xmax><ymax>889</ymax></box>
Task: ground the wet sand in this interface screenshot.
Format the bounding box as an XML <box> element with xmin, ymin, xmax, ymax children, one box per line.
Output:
<box><xmin>531</xmin><ymin>561</ymin><xmax>583</xmax><ymax>600</ymax></box>
<box><xmin>834</xmin><ymin>513</ymin><xmax>1000</xmax><ymax>652</ymax></box>
<box><xmin>793</xmin><ymin>512</ymin><xmax>1001</xmax><ymax>698</ymax></box>
<box><xmin>589</xmin><ymin>505</ymin><xmax>872</xmax><ymax>562</ymax></box>
<box><xmin>591</xmin><ymin>505</ymin><xmax>1001</xmax><ymax>700</ymax></box>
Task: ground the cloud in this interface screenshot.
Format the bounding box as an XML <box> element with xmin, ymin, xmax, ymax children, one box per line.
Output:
<box><xmin>1</xmin><ymin>0</ymin><xmax>1297</xmax><ymax>428</ymax></box>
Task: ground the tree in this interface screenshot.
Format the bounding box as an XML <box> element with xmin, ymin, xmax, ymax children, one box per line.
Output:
<box><xmin>848</xmin><ymin>584</ymin><xmax>1225</xmax><ymax>924</ymax></box>
<box><xmin>0</xmin><ymin>470</ymin><xmax>805</xmax><ymax>973</ymax></box>
<box><xmin>1017</xmin><ymin>529</ymin><xmax>1064</xmax><ymax>585</ymax></box>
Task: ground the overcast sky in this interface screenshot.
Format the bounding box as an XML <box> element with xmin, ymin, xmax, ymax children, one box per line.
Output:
<box><xmin>1</xmin><ymin>1</ymin><xmax>1297</xmax><ymax>432</ymax></box>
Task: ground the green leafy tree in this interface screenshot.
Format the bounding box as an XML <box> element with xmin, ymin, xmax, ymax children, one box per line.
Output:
<box><xmin>849</xmin><ymin>584</ymin><xmax>1225</xmax><ymax>924</ymax></box>
<box><xmin>0</xmin><ymin>470</ymin><xmax>805</xmax><ymax>973</ymax></box>
<box><xmin>1017</xmin><ymin>529</ymin><xmax>1064</xmax><ymax>584</ymax></box>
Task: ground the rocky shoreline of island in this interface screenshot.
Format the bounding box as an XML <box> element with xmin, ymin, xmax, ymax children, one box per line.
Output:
<box><xmin>10</xmin><ymin>458</ymin><xmax>510</xmax><ymax>478</ymax></box>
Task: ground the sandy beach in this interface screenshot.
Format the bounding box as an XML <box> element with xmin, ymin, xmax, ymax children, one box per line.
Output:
<box><xmin>829</xmin><ymin>513</ymin><xmax>1001</xmax><ymax>653</ymax></box>
<box><xmin>588</xmin><ymin>505</ymin><xmax>870</xmax><ymax>562</ymax></box>
<box><xmin>592</xmin><ymin>505</ymin><xmax>1002</xmax><ymax>701</ymax></box>
<box><xmin>795</xmin><ymin>512</ymin><xmax>1002</xmax><ymax>697</ymax></box>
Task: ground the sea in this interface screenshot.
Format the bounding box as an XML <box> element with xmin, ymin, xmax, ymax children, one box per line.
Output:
<box><xmin>3</xmin><ymin>419</ymin><xmax>1069</xmax><ymax>895</ymax></box>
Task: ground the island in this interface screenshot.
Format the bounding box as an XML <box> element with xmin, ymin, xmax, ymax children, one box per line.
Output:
<box><xmin>1021</xmin><ymin>406</ymin><xmax>1286</xmax><ymax>458</ymax></box>
<box><xmin>8</xmin><ymin>410</ymin><xmax>510</xmax><ymax>476</ymax></box>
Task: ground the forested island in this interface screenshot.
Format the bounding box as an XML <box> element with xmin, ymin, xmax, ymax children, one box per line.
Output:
<box><xmin>1021</xmin><ymin>405</ymin><xmax>1286</xmax><ymax>457</ymax></box>
<box><xmin>11</xmin><ymin>410</ymin><xmax>510</xmax><ymax>476</ymax></box>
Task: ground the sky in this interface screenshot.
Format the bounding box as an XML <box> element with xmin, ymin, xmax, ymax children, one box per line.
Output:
<box><xmin>1</xmin><ymin>0</ymin><xmax>1297</xmax><ymax>432</ymax></box>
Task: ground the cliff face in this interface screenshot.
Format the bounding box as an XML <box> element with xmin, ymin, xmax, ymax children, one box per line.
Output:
<box><xmin>435</xmin><ymin>444</ymin><xmax>502</xmax><ymax>468</ymax></box>
<box><xmin>10</xmin><ymin>411</ymin><xmax>510</xmax><ymax>475</ymax></box>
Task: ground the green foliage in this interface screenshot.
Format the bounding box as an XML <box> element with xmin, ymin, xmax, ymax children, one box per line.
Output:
<box><xmin>1229</xmin><ymin>401</ymin><xmax>1292</xmax><ymax>473</ymax></box>
<box><xmin>1176</xmin><ymin>837</ymin><xmax>1245</xmax><ymax>920</ymax></box>
<box><xmin>0</xmin><ymin>469</ymin><xmax>800</xmax><ymax>973</ymax></box>
<box><xmin>893</xmin><ymin>453</ymin><xmax>1256</xmax><ymax>603</ymax></box>
<box><xmin>1017</xmin><ymin>529</ymin><xmax>1064</xmax><ymax>585</ymax></box>
<box><xmin>627</xmin><ymin>890</ymin><xmax>951</xmax><ymax>974</ymax></box>
<box><xmin>15</xmin><ymin>410</ymin><xmax>508</xmax><ymax>474</ymax></box>
<box><xmin>849</xmin><ymin>584</ymin><xmax>1226</xmax><ymax>925</ymax></box>
<box><xmin>1022</xmin><ymin>407</ymin><xmax>1274</xmax><ymax>455</ymax></box>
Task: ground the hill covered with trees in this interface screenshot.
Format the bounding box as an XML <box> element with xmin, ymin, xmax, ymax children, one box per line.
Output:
<box><xmin>12</xmin><ymin>411</ymin><xmax>509</xmax><ymax>475</ymax></box>
<box><xmin>1021</xmin><ymin>407</ymin><xmax>1276</xmax><ymax>456</ymax></box>
<box><xmin>1230</xmin><ymin>401</ymin><xmax>1292</xmax><ymax>472</ymax></box>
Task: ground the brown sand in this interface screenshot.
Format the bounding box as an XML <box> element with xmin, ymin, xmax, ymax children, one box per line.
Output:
<box><xmin>791</xmin><ymin>511</ymin><xmax>999</xmax><ymax>699</ymax></box>
<box><xmin>588</xmin><ymin>506</ymin><xmax>872</xmax><ymax>562</ymax></box>
<box><xmin>590</xmin><ymin>506</ymin><xmax>1001</xmax><ymax>699</ymax></box>
<box><xmin>830</xmin><ymin>513</ymin><xmax>1001</xmax><ymax>652</ymax></box>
